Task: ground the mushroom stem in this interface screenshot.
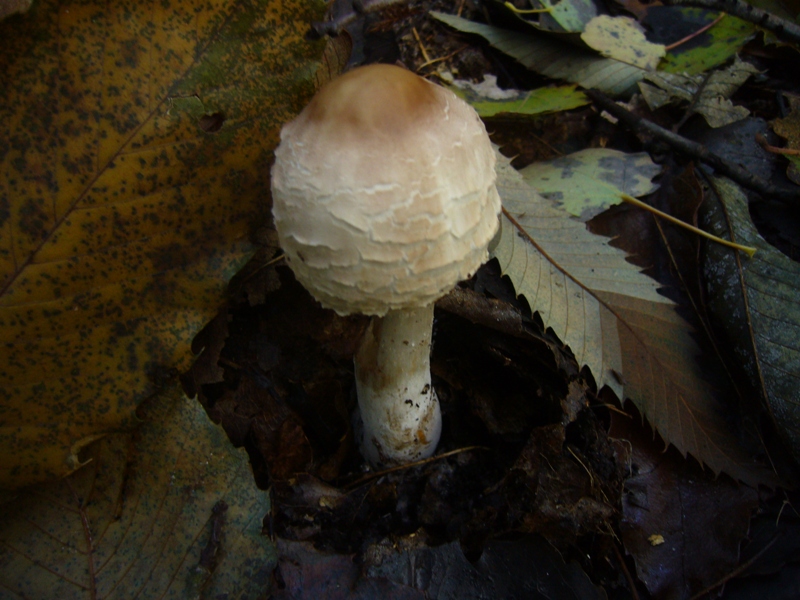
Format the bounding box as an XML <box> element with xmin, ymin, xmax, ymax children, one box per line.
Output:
<box><xmin>354</xmin><ymin>304</ymin><xmax>442</xmax><ymax>466</ymax></box>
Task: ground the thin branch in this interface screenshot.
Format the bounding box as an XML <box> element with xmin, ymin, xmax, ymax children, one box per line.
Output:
<box><xmin>690</xmin><ymin>534</ymin><xmax>781</xmax><ymax>599</ymax></box>
<box><xmin>585</xmin><ymin>88</ymin><xmax>800</xmax><ymax>201</ymax></box>
<box><xmin>662</xmin><ymin>0</ymin><xmax>800</xmax><ymax>45</ymax></box>
<box><xmin>665</xmin><ymin>12</ymin><xmax>726</xmax><ymax>51</ymax></box>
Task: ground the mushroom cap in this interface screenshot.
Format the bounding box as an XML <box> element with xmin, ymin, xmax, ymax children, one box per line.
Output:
<box><xmin>271</xmin><ymin>64</ymin><xmax>501</xmax><ymax>316</ymax></box>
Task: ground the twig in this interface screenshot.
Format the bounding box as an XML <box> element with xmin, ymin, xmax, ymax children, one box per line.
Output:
<box><xmin>673</xmin><ymin>70</ymin><xmax>714</xmax><ymax>132</ymax></box>
<box><xmin>620</xmin><ymin>192</ymin><xmax>757</xmax><ymax>256</ymax></box>
<box><xmin>661</xmin><ymin>0</ymin><xmax>800</xmax><ymax>45</ymax></box>
<box><xmin>665</xmin><ymin>12</ymin><xmax>726</xmax><ymax>51</ymax></box>
<box><xmin>689</xmin><ymin>534</ymin><xmax>781</xmax><ymax>599</ymax></box>
<box><xmin>756</xmin><ymin>133</ymin><xmax>800</xmax><ymax>156</ymax></box>
<box><xmin>585</xmin><ymin>88</ymin><xmax>800</xmax><ymax>201</ymax></box>
<box><xmin>612</xmin><ymin>542</ymin><xmax>641</xmax><ymax>600</ymax></box>
<box><xmin>344</xmin><ymin>446</ymin><xmax>488</xmax><ymax>489</ymax></box>
<box><xmin>412</xmin><ymin>26</ymin><xmax>432</xmax><ymax>65</ymax></box>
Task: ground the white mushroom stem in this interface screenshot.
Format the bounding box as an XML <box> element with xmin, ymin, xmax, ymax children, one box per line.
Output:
<box><xmin>354</xmin><ymin>304</ymin><xmax>442</xmax><ymax>466</ymax></box>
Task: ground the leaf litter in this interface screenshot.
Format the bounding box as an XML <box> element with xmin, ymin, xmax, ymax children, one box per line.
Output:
<box><xmin>4</xmin><ymin>0</ymin><xmax>800</xmax><ymax>597</ymax></box>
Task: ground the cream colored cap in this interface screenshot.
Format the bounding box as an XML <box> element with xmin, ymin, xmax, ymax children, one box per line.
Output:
<box><xmin>271</xmin><ymin>64</ymin><xmax>500</xmax><ymax>316</ymax></box>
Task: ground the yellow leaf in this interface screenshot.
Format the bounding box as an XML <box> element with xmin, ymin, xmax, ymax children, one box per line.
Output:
<box><xmin>0</xmin><ymin>0</ymin><xmax>326</xmax><ymax>489</ymax></box>
<box><xmin>581</xmin><ymin>15</ymin><xmax>665</xmax><ymax>70</ymax></box>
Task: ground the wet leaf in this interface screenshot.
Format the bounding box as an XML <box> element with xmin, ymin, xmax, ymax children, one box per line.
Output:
<box><xmin>274</xmin><ymin>534</ymin><xmax>605</xmax><ymax>599</ymax></box>
<box><xmin>640</xmin><ymin>57</ymin><xmax>759</xmax><ymax>128</ymax></box>
<box><xmin>702</xmin><ymin>177</ymin><xmax>800</xmax><ymax>463</ymax></box>
<box><xmin>0</xmin><ymin>381</ymin><xmax>273</xmax><ymax>599</ymax></box>
<box><xmin>432</xmin><ymin>11</ymin><xmax>645</xmax><ymax>96</ymax></box>
<box><xmin>612</xmin><ymin>412</ymin><xmax>758</xmax><ymax>599</ymax></box>
<box><xmin>581</xmin><ymin>15</ymin><xmax>666</xmax><ymax>70</ymax></box>
<box><xmin>660</xmin><ymin>10</ymin><xmax>756</xmax><ymax>76</ymax></box>
<box><xmin>520</xmin><ymin>148</ymin><xmax>661</xmax><ymax>221</ymax></box>
<box><xmin>0</xmin><ymin>0</ymin><xmax>326</xmax><ymax>489</ymax></box>
<box><xmin>534</xmin><ymin>0</ymin><xmax>598</xmax><ymax>33</ymax></box>
<box><xmin>491</xmin><ymin>152</ymin><xmax>773</xmax><ymax>485</ymax></box>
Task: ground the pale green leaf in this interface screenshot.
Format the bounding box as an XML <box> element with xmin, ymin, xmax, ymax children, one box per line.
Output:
<box><xmin>0</xmin><ymin>382</ymin><xmax>273</xmax><ymax>598</ymax></box>
<box><xmin>520</xmin><ymin>149</ymin><xmax>661</xmax><ymax>221</ymax></box>
<box><xmin>0</xmin><ymin>0</ymin><xmax>326</xmax><ymax>489</ymax></box>
<box><xmin>431</xmin><ymin>11</ymin><xmax>645</xmax><ymax>96</ymax></box>
<box><xmin>450</xmin><ymin>81</ymin><xmax>589</xmax><ymax>117</ymax></box>
<box><xmin>492</xmin><ymin>151</ymin><xmax>773</xmax><ymax>485</ymax></box>
<box><xmin>703</xmin><ymin>177</ymin><xmax>800</xmax><ymax>464</ymax></box>
<box><xmin>581</xmin><ymin>15</ymin><xmax>666</xmax><ymax>70</ymax></box>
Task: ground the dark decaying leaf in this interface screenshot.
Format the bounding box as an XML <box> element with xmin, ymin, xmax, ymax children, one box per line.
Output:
<box><xmin>492</xmin><ymin>152</ymin><xmax>773</xmax><ymax>485</ymax></box>
<box><xmin>612</xmin><ymin>411</ymin><xmax>758</xmax><ymax>600</ymax></box>
<box><xmin>702</xmin><ymin>176</ymin><xmax>800</xmax><ymax>463</ymax></box>
<box><xmin>0</xmin><ymin>0</ymin><xmax>326</xmax><ymax>489</ymax></box>
<box><xmin>273</xmin><ymin>535</ymin><xmax>606</xmax><ymax>599</ymax></box>
<box><xmin>0</xmin><ymin>382</ymin><xmax>273</xmax><ymax>599</ymax></box>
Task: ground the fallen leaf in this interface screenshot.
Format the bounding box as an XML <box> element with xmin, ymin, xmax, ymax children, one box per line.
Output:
<box><xmin>612</xmin><ymin>411</ymin><xmax>758</xmax><ymax>599</ymax></box>
<box><xmin>363</xmin><ymin>535</ymin><xmax>606</xmax><ymax>599</ymax></box>
<box><xmin>449</xmin><ymin>78</ymin><xmax>590</xmax><ymax>118</ymax></box>
<box><xmin>640</xmin><ymin>57</ymin><xmax>759</xmax><ymax>128</ymax></box>
<box><xmin>581</xmin><ymin>15</ymin><xmax>666</xmax><ymax>70</ymax></box>
<box><xmin>0</xmin><ymin>0</ymin><xmax>326</xmax><ymax>489</ymax></box>
<box><xmin>0</xmin><ymin>0</ymin><xmax>31</xmax><ymax>20</ymax></box>
<box><xmin>432</xmin><ymin>11</ymin><xmax>644</xmax><ymax>96</ymax></box>
<box><xmin>0</xmin><ymin>382</ymin><xmax>273</xmax><ymax>598</ymax></box>
<box><xmin>520</xmin><ymin>148</ymin><xmax>661</xmax><ymax>220</ymax></box>
<box><xmin>658</xmin><ymin>10</ymin><xmax>756</xmax><ymax>75</ymax></box>
<box><xmin>702</xmin><ymin>176</ymin><xmax>800</xmax><ymax>464</ymax></box>
<box><xmin>491</xmin><ymin>151</ymin><xmax>773</xmax><ymax>485</ymax></box>
<box><xmin>534</xmin><ymin>0</ymin><xmax>598</xmax><ymax>33</ymax></box>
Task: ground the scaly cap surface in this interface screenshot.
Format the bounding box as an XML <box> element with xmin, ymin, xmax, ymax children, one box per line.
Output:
<box><xmin>271</xmin><ymin>64</ymin><xmax>500</xmax><ymax>315</ymax></box>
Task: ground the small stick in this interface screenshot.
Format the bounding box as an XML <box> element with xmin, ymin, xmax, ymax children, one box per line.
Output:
<box><xmin>344</xmin><ymin>446</ymin><xmax>488</xmax><ymax>489</ymax></box>
<box><xmin>585</xmin><ymin>88</ymin><xmax>800</xmax><ymax>201</ymax></box>
<box><xmin>690</xmin><ymin>534</ymin><xmax>780</xmax><ymax>599</ymax></box>
<box><xmin>662</xmin><ymin>0</ymin><xmax>800</xmax><ymax>46</ymax></box>
<box><xmin>412</xmin><ymin>26</ymin><xmax>432</xmax><ymax>65</ymax></box>
<box><xmin>620</xmin><ymin>192</ymin><xmax>757</xmax><ymax>256</ymax></box>
<box><xmin>756</xmin><ymin>133</ymin><xmax>800</xmax><ymax>156</ymax></box>
<box><xmin>665</xmin><ymin>12</ymin><xmax>726</xmax><ymax>51</ymax></box>
<box><xmin>612</xmin><ymin>543</ymin><xmax>641</xmax><ymax>600</ymax></box>
<box><xmin>503</xmin><ymin>1</ymin><xmax>552</xmax><ymax>14</ymax></box>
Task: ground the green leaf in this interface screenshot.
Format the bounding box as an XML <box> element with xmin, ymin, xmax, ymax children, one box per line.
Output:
<box><xmin>0</xmin><ymin>382</ymin><xmax>273</xmax><ymax>598</ymax></box>
<box><xmin>520</xmin><ymin>148</ymin><xmax>661</xmax><ymax>220</ymax></box>
<box><xmin>492</xmin><ymin>152</ymin><xmax>773</xmax><ymax>485</ymax></box>
<box><xmin>660</xmin><ymin>11</ymin><xmax>756</xmax><ymax>75</ymax></box>
<box><xmin>702</xmin><ymin>177</ymin><xmax>800</xmax><ymax>464</ymax></box>
<box><xmin>431</xmin><ymin>11</ymin><xmax>645</xmax><ymax>96</ymax></box>
<box><xmin>0</xmin><ymin>0</ymin><xmax>326</xmax><ymax>489</ymax></box>
<box><xmin>537</xmin><ymin>0</ymin><xmax>597</xmax><ymax>33</ymax></box>
<box><xmin>450</xmin><ymin>82</ymin><xmax>589</xmax><ymax>118</ymax></box>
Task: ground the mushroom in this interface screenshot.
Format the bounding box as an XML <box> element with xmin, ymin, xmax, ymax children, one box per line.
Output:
<box><xmin>270</xmin><ymin>64</ymin><xmax>500</xmax><ymax>466</ymax></box>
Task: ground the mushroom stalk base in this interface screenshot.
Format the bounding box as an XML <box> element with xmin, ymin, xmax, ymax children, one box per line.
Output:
<box><xmin>354</xmin><ymin>304</ymin><xmax>442</xmax><ymax>466</ymax></box>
